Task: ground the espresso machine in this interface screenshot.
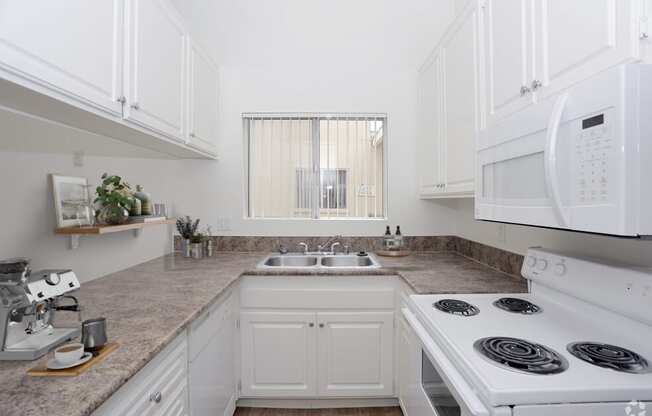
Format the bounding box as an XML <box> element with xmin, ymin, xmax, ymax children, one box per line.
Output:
<box><xmin>0</xmin><ymin>258</ymin><xmax>82</xmax><ymax>360</ymax></box>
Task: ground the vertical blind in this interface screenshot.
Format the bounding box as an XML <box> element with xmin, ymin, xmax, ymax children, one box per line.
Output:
<box><xmin>244</xmin><ymin>113</ymin><xmax>386</xmax><ymax>219</ymax></box>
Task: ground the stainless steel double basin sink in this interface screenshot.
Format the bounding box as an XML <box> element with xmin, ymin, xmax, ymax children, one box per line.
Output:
<box><xmin>257</xmin><ymin>253</ymin><xmax>381</xmax><ymax>269</ymax></box>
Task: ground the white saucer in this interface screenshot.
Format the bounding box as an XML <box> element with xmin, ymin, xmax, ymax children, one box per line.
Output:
<box><xmin>47</xmin><ymin>351</ymin><xmax>92</xmax><ymax>370</ymax></box>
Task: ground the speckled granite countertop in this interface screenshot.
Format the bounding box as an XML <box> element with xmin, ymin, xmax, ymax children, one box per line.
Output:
<box><xmin>0</xmin><ymin>251</ymin><xmax>526</xmax><ymax>416</ymax></box>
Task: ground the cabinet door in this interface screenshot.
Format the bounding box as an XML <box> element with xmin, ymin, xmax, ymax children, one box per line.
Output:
<box><xmin>482</xmin><ymin>0</ymin><xmax>534</xmax><ymax>126</ymax></box>
<box><xmin>0</xmin><ymin>0</ymin><xmax>123</xmax><ymax>115</ymax></box>
<box><xmin>316</xmin><ymin>312</ymin><xmax>394</xmax><ymax>397</ymax></box>
<box><xmin>187</xmin><ymin>40</ymin><xmax>219</xmax><ymax>156</ymax></box>
<box><xmin>417</xmin><ymin>51</ymin><xmax>444</xmax><ymax>197</ymax></box>
<box><xmin>535</xmin><ymin>0</ymin><xmax>641</xmax><ymax>99</ymax></box>
<box><xmin>441</xmin><ymin>1</ymin><xmax>479</xmax><ymax>196</ymax></box>
<box><xmin>240</xmin><ymin>311</ymin><xmax>317</xmax><ymax>397</ymax></box>
<box><xmin>125</xmin><ymin>0</ymin><xmax>186</xmax><ymax>141</ymax></box>
<box><xmin>189</xmin><ymin>297</ymin><xmax>236</xmax><ymax>416</ymax></box>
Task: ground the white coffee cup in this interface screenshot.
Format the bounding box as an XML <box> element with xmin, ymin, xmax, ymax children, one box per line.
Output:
<box><xmin>54</xmin><ymin>343</ymin><xmax>84</xmax><ymax>365</ymax></box>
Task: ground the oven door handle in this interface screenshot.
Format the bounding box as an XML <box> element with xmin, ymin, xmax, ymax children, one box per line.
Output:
<box><xmin>544</xmin><ymin>92</ymin><xmax>570</xmax><ymax>227</ymax></box>
<box><xmin>402</xmin><ymin>308</ymin><xmax>490</xmax><ymax>416</ymax></box>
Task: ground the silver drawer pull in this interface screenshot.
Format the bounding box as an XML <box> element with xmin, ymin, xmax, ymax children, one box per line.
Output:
<box><xmin>149</xmin><ymin>391</ymin><xmax>162</xmax><ymax>403</ymax></box>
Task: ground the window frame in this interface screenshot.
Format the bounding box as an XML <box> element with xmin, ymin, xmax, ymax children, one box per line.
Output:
<box><xmin>242</xmin><ymin>113</ymin><xmax>388</xmax><ymax>221</ymax></box>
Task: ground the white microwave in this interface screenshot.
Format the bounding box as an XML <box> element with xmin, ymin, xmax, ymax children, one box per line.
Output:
<box><xmin>476</xmin><ymin>64</ymin><xmax>652</xmax><ymax>237</ymax></box>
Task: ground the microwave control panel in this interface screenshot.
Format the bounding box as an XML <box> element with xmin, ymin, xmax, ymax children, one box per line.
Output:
<box><xmin>573</xmin><ymin>112</ymin><xmax>614</xmax><ymax>205</ymax></box>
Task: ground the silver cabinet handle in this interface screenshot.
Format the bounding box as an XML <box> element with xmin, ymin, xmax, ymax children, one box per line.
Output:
<box><xmin>149</xmin><ymin>391</ymin><xmax>162</xmax><ymax>403</ymax></box>
<box><xmin>308</xmin><ymin>322</ymin><xmax>314</xmax><ymax>327</ymax></box>
<box><xmin>116</xmin><ymin>96</ymin><xmax>126</xmax><ymax>104</ymax></box>
<box><xmin>520</xmin><ymin>85</ymin><xmax>531</xmax><ymax>96</ymax></box>
<box><xmin>531</xmin><ymin>79</ymin><xmax>542</xmax><ymax>91</ymax></box>
<box><xmin>131</xmin><ymin>102</ymin><xmax>140</xmax><ymax>110</ymax></box>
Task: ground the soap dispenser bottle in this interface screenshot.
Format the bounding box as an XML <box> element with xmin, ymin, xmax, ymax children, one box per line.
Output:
<box><xmin>394</xmin><ymin>226</ymin><xmax>404</xmax><ymax>249</ymax></box>
<box><xmin>383</xmin><ymin>226</ymin><xmax>393</xmax><ymax>250</ymax></box>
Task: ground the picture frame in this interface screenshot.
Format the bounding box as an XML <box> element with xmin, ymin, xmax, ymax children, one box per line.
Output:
<box><xmin>50</xmin><ymin>174</ymin><xmax>93</xmax><ymax>228</ymax></box>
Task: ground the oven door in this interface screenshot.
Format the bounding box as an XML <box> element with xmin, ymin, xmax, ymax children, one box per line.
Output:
<box><xmin>402</xmin><ymin>308</ymin><xmax>491</xmax><ymax>416</ymax></box>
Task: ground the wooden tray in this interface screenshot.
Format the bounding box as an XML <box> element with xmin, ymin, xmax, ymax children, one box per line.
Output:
<box><xmin>376</xmin><ymin>250</ymin><xmax>411</xmax><ymax>257</ymax></box>
<box><xmin>28</xmin><ymin>343</ymin><xmax>119</xmax><ymax>377</ymax></box>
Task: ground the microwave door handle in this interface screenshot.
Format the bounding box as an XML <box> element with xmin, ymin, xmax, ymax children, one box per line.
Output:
<box><xmin>401</xmin><ymin>308</ymin><xmax>490</xmax><ymax>416</ymax></box>
<box><xmin>545</xmin><ymin>93</ymin><xmax>570</xmax><ymax>227</ymax></box>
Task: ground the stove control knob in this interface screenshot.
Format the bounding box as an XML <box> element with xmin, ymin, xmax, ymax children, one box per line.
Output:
<box><xmin>536</xmin><ymin>259</ymin><xmax>548</xmax><ymax>271</ymax></box>
<box><xmin>45</xmin><ymin>272</ymin><xmax>61</xmax><ymax>286</ymax></box>
<box><xmin>554</xmin><ymin>262</ymin><xmax>567</xmax><ymax>276</ymax></box>
<box><xmin>526</xmin><ymin>256</ymin><xmax>537</xmax><ymax>267</ymax></box>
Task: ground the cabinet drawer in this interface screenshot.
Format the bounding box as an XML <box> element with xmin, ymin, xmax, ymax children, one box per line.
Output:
<box><xmin>240</xmin><ymin>276</ymin><xmax>397</xmax><ymax>310</ymax></box>
<box><xmin>93</xmin><ymin>334</ymin><xmax>188</xmax><ymax>416</ymax></box>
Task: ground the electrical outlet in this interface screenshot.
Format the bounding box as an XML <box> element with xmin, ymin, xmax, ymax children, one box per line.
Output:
<box><xmin>216</xmin><ymin>217</ymin><xmax>232</xmax><ymax>231</ymax></box>
<box><xmin>73</xmin><ymin>151</ymin><xmax>84</xmax><ymax>167</ymax></box>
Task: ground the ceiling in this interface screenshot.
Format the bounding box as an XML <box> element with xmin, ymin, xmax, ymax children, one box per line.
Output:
<box><xmin>172</xmin><ymin>0</ymin><xmax>455</xmax><ymax>70</ymax></box>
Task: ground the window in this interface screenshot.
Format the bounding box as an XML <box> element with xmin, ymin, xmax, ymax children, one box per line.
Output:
<box><xmin>245</xmin><ymin>113</ymin><xmax>386</xmax><ymax>219</ymax></box>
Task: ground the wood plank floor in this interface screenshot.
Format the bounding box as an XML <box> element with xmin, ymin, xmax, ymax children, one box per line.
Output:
<box><xmin>234</xmin><ymin>407</ymin><xmax>403</xmax><ymax>416</ymax></box>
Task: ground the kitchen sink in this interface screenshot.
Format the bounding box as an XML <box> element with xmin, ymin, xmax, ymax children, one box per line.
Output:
<box><xmin>257</xmin><ymin>254</ymin><xmax>380</xmax><ymax>269</ymax></box>
<box><xmin>262</xmin><ymin>256</ymin><xmax>319</xmax><ymax>267</ymax></box>
<box><xmin>320</xmin><ymin>256</ymin><xmax>375</xmax><ymax>267</ymax></box>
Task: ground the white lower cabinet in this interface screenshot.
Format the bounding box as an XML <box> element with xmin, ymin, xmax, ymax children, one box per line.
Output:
<box><xmin>239</xmin><ymin>277</ymin><xmax>397</xmax><ymax>399</ymax></box>
<box><xmin>240</xmin><ymin>311</ymin><xmax>317</xmax><ymax>397</ymax></box>
<box><xmin>317</xmin><ymin>312</ymin><xmax>394</xmax><ymax>397</ymax></box>
<box><xmin>189</xmin><ymin>293</ymin><xmax>237</xmax><ymax>416</ymax></box>
<box><xmin>93</xmin><ymin>334</ymin><xmax>189</xmax><ymax>416</ymax></box>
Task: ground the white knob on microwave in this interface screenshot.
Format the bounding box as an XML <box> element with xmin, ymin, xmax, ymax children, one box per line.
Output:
<box><xmin>536</xmin><ymin>259</ymin><xmax>548</xmax><ymax>271</ymax></box>
<box><xmin>526</xmin><ymin>256</ymin><xmax>537</xmax><ymax>267</ymax></box>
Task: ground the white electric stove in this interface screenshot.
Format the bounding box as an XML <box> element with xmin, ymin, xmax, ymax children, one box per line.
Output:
<box><xmin>402</xmin><ymin>247</ymin><xmax>652</xmax><ymax>416</ymax></box>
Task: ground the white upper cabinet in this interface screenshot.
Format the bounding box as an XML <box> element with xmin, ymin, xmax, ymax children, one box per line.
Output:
<box><xmin>417</xmin><ymin>52</ymin><xmax>444</xmax><ymax>197</ymax></box>
<box><xmin>187</xmin><ymin>39</ymin><xmax>220</xmax><ymax>156</ymax></box>
<box><xmin>480</xmin><ymin>0</ymin><xmax>643</xmax><ymax>130</ymax></box>
<box><xmin>124</xmin><ymin>0</ymin><xmax>187</xmax><ymax>141</ymax></box>
<box><xmin>0</xmin><ymin>0</ymin><xmax>124</xmax><ymax>116</ymax></box>
<box><xmin>417</xmin><ymin>0</ymin><xmax>478</xmax><ymax>199</ymax></box>
<box><xmin>482</xmin><ymin>0</ymin><xmax>534</xmax><ymax>125</ymax></box>
<box><xmin>535</xmin><ymin>0</ymin><xmax>642</xmax><ymax>100</ymax></box>
<box><xmin>441</xmin><ymin>2</ymin><xmax>479</xmax><ymax>196</ymax></box>
<box><xmin>316</xmin><ymin>312</ymin><xmax>394</xmax><ymax>397</ymax></box>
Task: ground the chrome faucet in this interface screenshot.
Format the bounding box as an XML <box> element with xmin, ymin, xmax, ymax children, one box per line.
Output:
<box><xmin>318</xmin><ymin>235</ymin><xmax>342</xmax><ymax>254</ymax></box>
<box><xmin>330</xmin><ymin>242</ymin><xmax>342</xmax><ymax>254</ymax></box>
<box><xmin>298</xmin><ymin>242</ymin><xmax>309</xmax><ymax>254</ymax></box>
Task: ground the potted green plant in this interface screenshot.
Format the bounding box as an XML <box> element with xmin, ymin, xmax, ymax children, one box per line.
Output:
<box><xmin>94</xmin><ymin>173</ymin><xmax>133</xmax><ymax>225</ymax></box>
<box><xmin>176</xmin><ymin>216</ymin><xmax>199</xmax><ymax>257</ymax></box>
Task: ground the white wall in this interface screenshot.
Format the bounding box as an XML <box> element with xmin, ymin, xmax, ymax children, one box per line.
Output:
<box><xmin>0</xmin><ymin>151</ymin><xmax>179</xmax><ymax>282</ymax></box>
<box><xmin>168</xmin><ymin>0</ymin><xmax>460</xmax><ymax>237</ymax></box>
<box><xmin>173</xmin><ymin>65</ymin><xmax>459</xmax><ymax>236</ymax></box>
<box><xmin>454</xmin><ymin>199</ymin><xmax>652</xmax><ymax>267</ymax></box>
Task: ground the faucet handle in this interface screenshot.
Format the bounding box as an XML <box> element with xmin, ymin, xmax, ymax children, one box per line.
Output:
<box><xmin>343</xmin><ymin>245</ymin><xmax>350</xmax><ymax>255</ymax></box>
<box><xmin>298</xmin><ymin>242</ymin><xmax>309</xmax><ymax>254</ymax></box>
<box><xmin>317</xmin><ymin>244</ymin><xmax>324</xmax><ymax>253</ymax></box>
<box><xmin>278</xmin><ymin>244</ymin><xmax>289</xmax><ymax>255</ymax></box>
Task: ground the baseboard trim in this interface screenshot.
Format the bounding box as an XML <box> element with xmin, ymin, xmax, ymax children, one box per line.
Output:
<box><xmin>225</xmin><ymin>394</ymin><xmax>237</xmax><ymax>415</ymax></box>
<box><xmin>236</xmin><ymin>398</ymin><xmax>399</xmax><ymax>409</ymax></box>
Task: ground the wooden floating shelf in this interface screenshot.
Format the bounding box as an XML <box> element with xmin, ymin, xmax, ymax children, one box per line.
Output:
<box><xmin>55</xmin><ymin>219</ymin><xmax>175</xmax><ymax>249</ymax></box>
